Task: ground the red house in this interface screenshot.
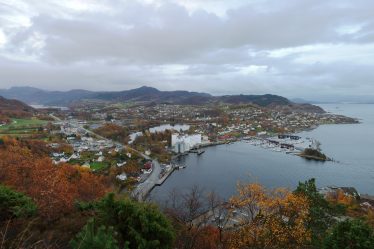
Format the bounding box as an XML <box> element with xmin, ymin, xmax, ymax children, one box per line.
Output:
<box><xmin>144</xmin><ymin>161</ymin><xmax>152</xmax><ymax>170</ymax></box>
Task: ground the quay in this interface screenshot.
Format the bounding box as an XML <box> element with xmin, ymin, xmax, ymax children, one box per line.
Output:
<box><xmin>156</xmin><ymin>166</ymin><xmax>177</xmax><ymax>186</ymax></box>
<box><xmin>132</xmin><ymin>162</ymin><xmax>185</xmax><ymax>201</ymax></box>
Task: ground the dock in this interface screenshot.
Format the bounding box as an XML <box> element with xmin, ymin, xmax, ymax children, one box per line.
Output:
<box><xmin>156</xmin><ymin>167</ymin><xmax>177</xmax><ymax>186</ymax></box>
<box><xmin>134</xmin><ymin>163</ymin><xmax>187</xmax><ymax>201</ymax></box>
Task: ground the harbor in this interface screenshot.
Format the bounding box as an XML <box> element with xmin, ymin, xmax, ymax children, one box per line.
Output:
<box><xmin>242</xmin><ymin>135</ymin><xmax>319</xmax><ymax>155</ymax></box>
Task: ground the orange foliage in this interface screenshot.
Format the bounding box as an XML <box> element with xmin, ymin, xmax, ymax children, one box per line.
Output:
<box><xmin>326</xmin><ymin>189</ymin><xmax>355</xmax><ymax>207</ymax></box>
<box><xmin>20</xmin><ymin>139</ymin><xmax>52</xmax><ymax>157</ymax></box>
<box><xmin>0</xmin><ymin>137</ymin><xmax>110</xmax><ymax>220</ymax></box>
<box><xmin>229</xmin><ymin>183</ymin><xmax>311</xmax><ymax>249</ymax></box>
<box><xmin>326</xmin><ymin>190</ymin><xmax>362</xmax><ymax>217</ymax></box>
<box><xmin>193</xmin><ymin>226</ymin><xmax>221</xmax><ymax>249</ymax></box>
<box><xmin>366</xmin><ymin>209</ymin><xmax>374</xmax><ymax>228</ymax></box>
<box><xmin>123</xmin><ymin>160</ymin><xmax>140</xmax><ymax>175</ymax></box>
<box><xmin>94</xmin><ymin>123</ymin><xmax>129</xmax><ymax>143</ymax></box>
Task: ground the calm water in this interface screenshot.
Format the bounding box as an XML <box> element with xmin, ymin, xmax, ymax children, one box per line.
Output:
<box><xmin>150</xmin><ymin>104</ymin><xmax>374</xmax><ymax>201</ymax></box>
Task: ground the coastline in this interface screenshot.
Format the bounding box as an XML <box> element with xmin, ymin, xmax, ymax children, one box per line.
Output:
<box><xmin>149</xmin><ymin>115</ymin><xmax>369</xmax><ymax>198</ymax></box>
<box><xmin>147</xmin><ymin>108</ymin><xmax>362</xmax><ymax>199</ymax></box>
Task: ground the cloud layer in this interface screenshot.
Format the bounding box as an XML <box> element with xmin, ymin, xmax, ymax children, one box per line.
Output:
<box><xmin>1</xmin><ymin>0</ymin><xmax>374</xmax><ymax>98</ymax></box>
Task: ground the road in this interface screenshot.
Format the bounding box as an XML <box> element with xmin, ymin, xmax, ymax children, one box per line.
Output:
<box><xmin>50</xmin><ymin>114</ymin><xmax>162</xmax><ymax>201</ymax></box>
<box><xmin>131</xmin><ymin>160</ymin><xmax>162</xmax><ymax>201</ymax></box>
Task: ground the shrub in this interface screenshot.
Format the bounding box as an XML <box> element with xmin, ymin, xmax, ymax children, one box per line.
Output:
<box><xmin>95</xmin><ymin>193</ymin><xmax>175</xmax><ymax>249</ymax></box>
<box><xmin>323</xmin><ymin>219</ymin><xmax>374</xmax><ymax>249</ymax></box>
<box><xmin>0</xmin><ymin>184</ymin><xmax>37</xmax><ymax>221</ymax></box>
<box><xmin>71</xmin><ymin>219</ymin><xmax>120</xmax><ymax>249</ymax></box>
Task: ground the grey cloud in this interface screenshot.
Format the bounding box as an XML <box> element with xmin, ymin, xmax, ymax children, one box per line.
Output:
<box><xmin>8</xmin><ymin>0</ymin><xmax>374</xmax><ymax>64</ymax></box>
<box><xmin>0</xmin><ymin>0</ymin><xmax>374</xmax><ymax>98</ymax></box>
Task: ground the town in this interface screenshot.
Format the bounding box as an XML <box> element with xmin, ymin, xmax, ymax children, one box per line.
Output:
<box><xmin>19</xmin><ymin>101</ymin><xmax>353</xmax><ymax>199</ymax></box>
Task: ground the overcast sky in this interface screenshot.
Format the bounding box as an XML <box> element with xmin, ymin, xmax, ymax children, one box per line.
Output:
<box><xmin>0</xmin><ymin>0</ymin><xmax>374</xmax><ymax>98</ymax></box>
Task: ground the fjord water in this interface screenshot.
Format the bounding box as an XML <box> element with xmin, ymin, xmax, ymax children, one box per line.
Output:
<box><xmin>150</xmin><ymin>104</ymin><xmax>374</xmax><ymax>202</ymax></box>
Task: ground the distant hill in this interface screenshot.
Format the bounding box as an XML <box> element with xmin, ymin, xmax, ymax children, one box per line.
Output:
<box><xmin>218</xmin><ymin>94</ymin><xmax>290</xmax><ymax>106</ymax></box>
<box><xmin>0</xmin><ymin>86</ymin><xmax>324</xmax><ymax>112</ymax></box>
<box><xmin>93</xmin><ymin>86</ymin><xmax>212</xmax><ymax>104</ymax></box>
<box><xmin>0</xmin><ymin>87</ymin><xmax>94</xmax><ymax>106</ymax></box>
<box><xmin>0</xmin><ymin>96</ymin><xmax>36</xmax><ymax>118</ymax></box>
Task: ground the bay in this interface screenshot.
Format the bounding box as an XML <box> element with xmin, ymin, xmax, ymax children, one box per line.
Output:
<box><xmin>150</xmin><ymin>104</ymin><xmax>374</xmax><ymax>201</ymax></box>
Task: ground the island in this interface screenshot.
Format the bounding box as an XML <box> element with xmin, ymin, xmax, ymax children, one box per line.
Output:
<box><xmin>299</xmin><ymin>148</ymin><xmax>329</xmax><ymax>161</ymax></box>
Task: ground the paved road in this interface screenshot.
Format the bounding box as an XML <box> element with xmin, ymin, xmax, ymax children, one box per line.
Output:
<box><xmin>132</xmin><ymin>160</ymin><xmax>162</xmax><ymax>201</ymax></box>
<box><xmin>50</xmin><ymin>114</ymin><xmax>162</xmax><ymax>201</ymax></box>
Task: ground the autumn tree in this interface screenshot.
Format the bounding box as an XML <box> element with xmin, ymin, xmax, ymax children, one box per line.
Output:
<box><xmin>192</xmin><ymin>226</ymin><xmax>221</xmax><ymax>249</ymax></box>
<box><xmin>207</xmin><ymin>191</ymin><xmax>232</xmax><ymax>245</ymax></box>
<box><xmin>0</xmin><ymin>137</ymin><xmax>110</xmax><ymax>220</ymax></box>
<box><xmin>163</xmin><ymin>186</ymin><xmax>225</xmax><ymax>249</ymax></box>
<box><xmin>326</xmin><ymin>189</ymin><xmax>356</xmax><ymax>213</ymax></box>
<box><xmin>94</xmin><ymin>123</ymin><xmax>130</xmax><ymax>144</ymax></box>
<box><xmin>229</xmin><ymin>182</ymin><xmax>311</xmax><ymax>249</ymax></box>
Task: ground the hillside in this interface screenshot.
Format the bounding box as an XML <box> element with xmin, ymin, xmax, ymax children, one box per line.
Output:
<box><xmin>93</xmin><ymin>86</ymin><xmax>211</xmax><ymax>104</ymax></box>
<box><xmin>0</xmin><ymin>96</ymin><xmax>36</xmax><ymax>118</ymax></box>
<box><xmin>0</xmin><ymin>87</ymin><xmax>94</xmax><ymax>106</ymax></box>
<box><xmin>0</xmin><ymin>86</ymin><xmax>324</xmax><ymax>112</ymax></box>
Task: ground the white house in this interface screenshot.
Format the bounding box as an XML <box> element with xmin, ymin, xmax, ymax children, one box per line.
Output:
<box><xmin>117</xmin><ymin>161</ymin><xmax>127</xmax><ymax>167</ymax></box>
<box><xmin>116</xmin><ymin>173</ymin><xmax>127</xmax><ymax>181</ymax></box>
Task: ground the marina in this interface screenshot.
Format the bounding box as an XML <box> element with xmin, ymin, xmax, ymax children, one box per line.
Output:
<box><xmin>242</xmin><ymin>135</ymin><xmax>319</xmax><ymax>155</ymax></box>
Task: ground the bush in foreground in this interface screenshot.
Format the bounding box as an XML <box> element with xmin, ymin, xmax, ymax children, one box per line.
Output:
<box><xmin>323</xmin><ymin>219</ymin><xmax>374</xmax><ymax>249</ymax></box>
<box><xmin>71</xmin><ymin>219</ymin><xmax>119</xmax><ymax>249</ymax></box>
<box><xmin>74</xmin><ymin>193</ymin><xmax>175</xmax><ymax>249</ymax></box>
<box><xmin>0</xmin><ymin>184</ymin><xmax>37</xmax><ymax>221</ymax></box>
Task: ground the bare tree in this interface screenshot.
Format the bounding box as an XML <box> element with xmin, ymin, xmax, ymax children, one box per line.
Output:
<box><xmin>164</xmin><ymin>185</ymin><xmax>216</xmax><ymax>249</ymax></box>
<box><xmin>207</xmin><ymin>191</ymin><xmax>232</xmax><ymax>245</ymax></box>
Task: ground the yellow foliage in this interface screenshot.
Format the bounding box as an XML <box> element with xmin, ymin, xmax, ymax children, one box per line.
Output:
<box><xmin>229</xmin><ymin>183</ymin><xmax>311</xmax><ymax>249</ymax></box>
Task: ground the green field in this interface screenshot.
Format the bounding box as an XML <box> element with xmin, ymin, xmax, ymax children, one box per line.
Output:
<box><xmin>0</xmin><ymin>118</ymin><xmax>48</xmax><ymax>135</ymax></box>
<box><xmin>89</xmin><ymin>162</ymin><xmax>109</xmax><ymax>171</ymax></box>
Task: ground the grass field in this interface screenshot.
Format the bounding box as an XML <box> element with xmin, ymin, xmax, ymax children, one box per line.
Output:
<box><xmin>89</xmin><ymin>162</ymin><xmax>109</xmax><ymax>171</ymax></box>
<box><xmin>0</xmin><ymin>118</ymin><xmax>48</xmax><ymax>135</ymax></box>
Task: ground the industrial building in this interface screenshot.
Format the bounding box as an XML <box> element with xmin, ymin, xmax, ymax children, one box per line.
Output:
<box><xmin>171</xmin><ymin>133</ymin><xmax>202</xmax><ymax>153</ymax></box>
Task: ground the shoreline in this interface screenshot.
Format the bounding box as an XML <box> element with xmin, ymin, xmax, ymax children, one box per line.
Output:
<box><xmin>147</xmin><ymin>118</ymin><xmax>360</xmax><ymax>199</ymax></box>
